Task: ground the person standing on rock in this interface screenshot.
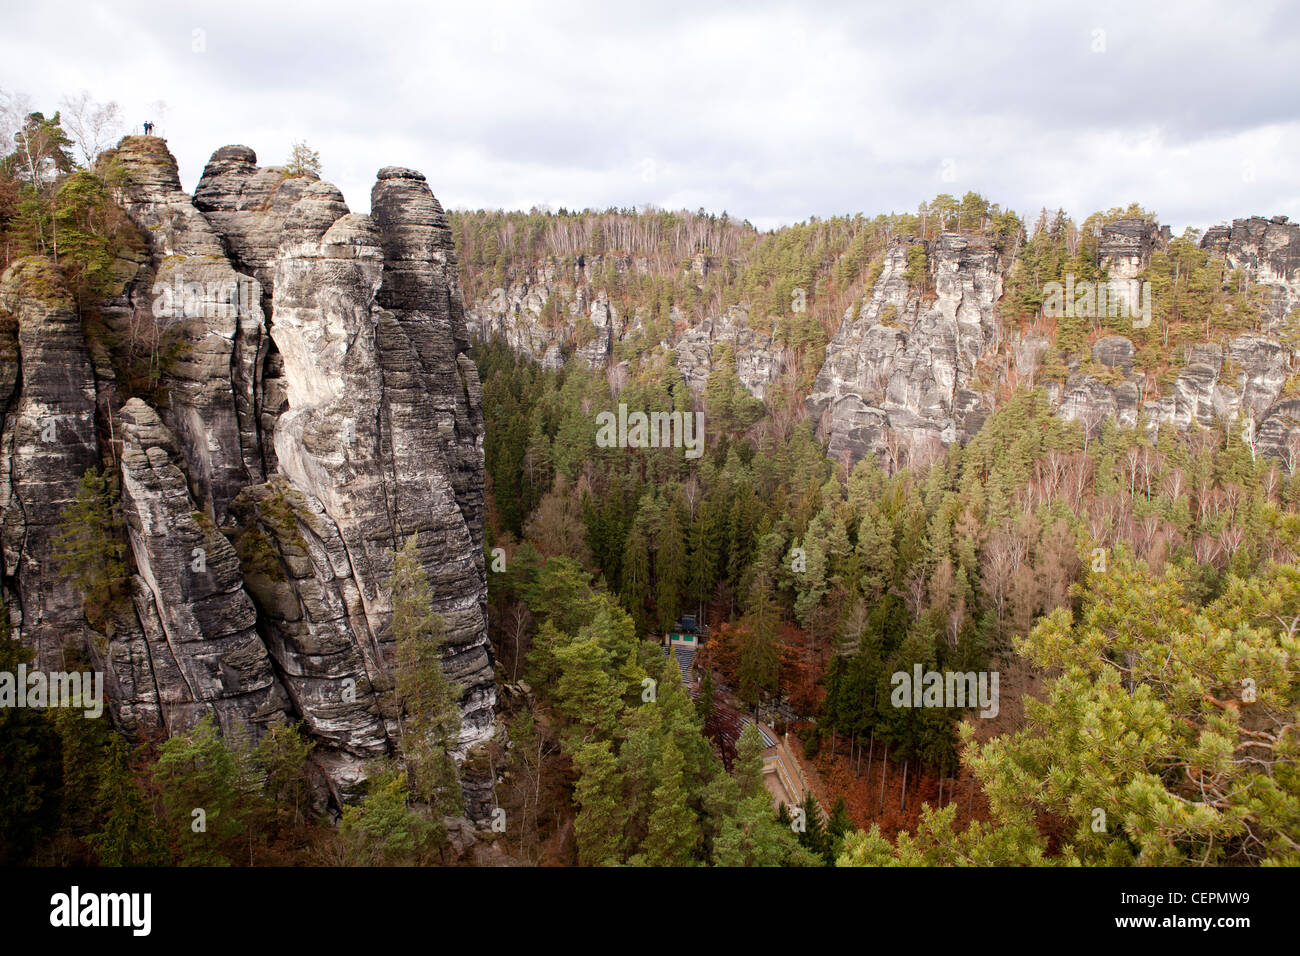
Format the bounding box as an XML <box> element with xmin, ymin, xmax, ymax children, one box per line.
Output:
<box><xmin>143</xmin><ymin>120</ymin><xmax>153</xmax><ymax>136</ymax></box>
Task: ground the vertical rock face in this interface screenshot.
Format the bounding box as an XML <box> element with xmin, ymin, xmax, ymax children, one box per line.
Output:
<box><xmin>464</xmin><ymin>256</ymin><xmax>787</xmax><ymax>396</ymax></box>
<box><xmin>1202</xmin><ymin>215</ymin><xmax>1300</xmax><ymax>329</ymax></box>
<box><xmin>1099</xmin><ymin>218</ymin><xmax>1161</xmax><ymax>275</ymax></box>
<box><xmin>0</xmin><ymin>137</ymin><xmax>500</xmax><ymax>821</ymax></box>
<box><xmin>1098</xmin><ymin>218</ymin><xmax>1163</xmax><ymax>317</ymax></box>
<box><xmin>192</xmin><ymin>147</ymin><xmax>346</xmax><ymax>476</ymax></box>
<box><xmin>0</xmin><ymin>259</ymin><xmax>100</xmax><ymax>670</ymax></box>
<box><xmin>192</xmin><ymin>146</ymin><xmax>328</xmax><ymax>294</ymax></box>
<box><xmin>97</xmin><ymin>137</ymin><xmax>266</xmax><ymax>521</ymax></box>
<box><xmin>466</xmin><ymin>257</ymin><xmax>579</xmax><ymax>370</ymax></box>
<box><xmin>371</xmin><ymin>167</ymin><xmax>488</xmax><ymax>549</ymax></box>
<box><xmin>673</xmin><ymin>305</ymin><xmax>782</xmax><ymax>399</ymax></box>
<box><xmin>265</xmin><ymin>171</ymin><xmax>497</xmax><ymax>816</ymax></box>
<box><xmin>1154</xmin><ymin>335</ymin><xmax>1291</xmax><ymax>432</ymax></box>
<box><xmin>802</xmin><ymin>214</ymin><xmax>1300</xmax><ymax>473</ymax></box>
<box><xmin>229</xmin><ymin>479</ymin><xmax>389</xmax><ymax>766</ymax></box>
<box><xmin>117</xmin><ymin>398</ymin><xmax>291</xmax><ymax>736</ymax></box>
<box><xmin>806</xmin><ymin>233</ymin><xmax>1002</xmax><ymax>466</ymax></box>
<box><xmin>1057</xmin><ymin>336</ymin><xmax>1147</xmax><ymax>434</ymax></box>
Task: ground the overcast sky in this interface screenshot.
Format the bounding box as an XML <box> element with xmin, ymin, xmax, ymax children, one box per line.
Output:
<box><xmin>3</xmin><ymin>0</ymin><xmax>1298</xmax><ymax>233</ymax></box>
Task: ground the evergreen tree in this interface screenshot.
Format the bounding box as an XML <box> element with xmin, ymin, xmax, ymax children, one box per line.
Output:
<box><xmin>795</xmin><ymin>789</ymin><xmax>833</xmax><ymax>865</ymax></box>
<box><xmin>51</xmin><ymin>466</ymin><xmax>128</xmax><ymax>633</ymax></box>
<box><xmin>87</xmin><ymin>736</ymin><xmax>165</xmax><ymax>866</ymax></box>
<box><xmin>390</xmin><ymin>535</ymin><xmax>463</xmax><ymax>819</ymax></box>
<box><xmin>734</xmin><ymin>721</ymin><xmax>766</xmax><ymax>798</ymax></box>
<box><xmin>654</xmin><ymin>496</ymin><xmax>687</xmax><ymax>630</ymax></box>
<box><xmin>152</xmin><ymin>715</ymin><xmax>245</xmax><ymax>866</ymax></box>
<box><xmin>637</xmin><ymin>739</ymin><xmax>699</xmax><ymax>866</ymax></box>
<box><xmin>737</xmin><ymin>573</ymin><xmax>781</xmax><ymax>708</ymax></box>
<box><xmin>572</xmin><ymin>740</ymin><xmax>628</xmax><ymax>865</ymax></box>
<box><xmin>285</xmin><ymin>140</ymin><xmax>321</xmax><ymax>177</ymax></box>
<box><xmin>338</xmin><ymin>767</ymin><xmax>437</xmax><ymax>865</ymax></box>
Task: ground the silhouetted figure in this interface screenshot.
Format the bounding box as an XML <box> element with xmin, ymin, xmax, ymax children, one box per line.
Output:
<box><xmin>143</xmin><ymin>121</ymin><xmax>153</xmax><ymax>136</ymax></box>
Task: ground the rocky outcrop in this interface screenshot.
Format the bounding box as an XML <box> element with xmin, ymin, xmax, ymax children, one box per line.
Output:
<box><xmin>0</xmin><ymin>259</ymin><xmax>100</xmax><ymax>670</ymax></box>
<box><xmin>192</xmin><ymin>146</ymin><xmax>333</xmax><ymax>297</ymax></box>
<box><xmin>802</xmin><ymin>214</ymin><xmax>1300</xmax><ymax>471</ymax></box>
<box><xmin>465</xmin><ymin>256</ymin><xmax>785</xmax><ymax>397</ymax></box>
<box><xmin>806</xmin><ymin>233</ymin><xmax>1002</xmax><ymax>465</ymax></box>
<box><xmin>97</xmin><ymin>137</ymin><xmax>267</xmax><ymax>521</ymax></box>
<box><xmin>1201</xmin><ymin>215</ymin><xmax>1300</xmax><ymax>329</ymax></box>
<box><xmin>674</xmin><ymin>305</ymin><xmax>782</xmax><ymax>399</ymax></box>
<box><xmin>0</xmin><ymin>137</ymin><xmax>501</xmax><ymax>822</ymax></box>
<box><xmin>229</xmin><ymin>477</ymin><xmax>388</xmax><ymax>803</ymax></box>
<box><xmin>468</xmin><ymin>257</ymin><xmax>592</xmax><ymax>371</ymax></box>
<box><xmin>191</xmin><ymin>147</ymin><xmax>348</xmax><ymax>476</ymax></box>
<box><xmin>1156</xmin><ymin>334</ymin><xmax>1291</xmax><ymax>434</ymax></box>
<box><xmin>265</xmin><ymin>168</ymin><xmax>497</xmax><ymax>816</ymax></box>
<box><xmin>1056</xmin><ymin>336</ymin><xmax>1148</xmax><ymax>434</ymax></box>
<box><xmin>1099</xmin><ymin>218</ymin><xmax>1162</xmax><ymax>276</ymax></box>
<box><xmin>117</xmin><ymin>398</ymin><xmax>291</xmax><ymax>737</ymax></box>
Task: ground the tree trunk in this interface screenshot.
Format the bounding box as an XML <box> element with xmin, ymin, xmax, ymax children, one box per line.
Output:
<box><xmin>879</xmin><ymin>743</ymin><xmax>888</xmax><ymax>813</ymax></box>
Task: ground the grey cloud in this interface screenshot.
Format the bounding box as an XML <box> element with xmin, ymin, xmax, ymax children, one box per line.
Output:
<box><xmin>1</xmin><ymin>0</ymin><xmax>1295</xmax><ymax>231</ymax></box>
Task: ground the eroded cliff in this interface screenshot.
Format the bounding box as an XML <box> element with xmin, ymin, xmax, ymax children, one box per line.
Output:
<box><xmin>0</xmin><ymin>137</ymin><xmax>499</xmax><ymax>821</ymax></box>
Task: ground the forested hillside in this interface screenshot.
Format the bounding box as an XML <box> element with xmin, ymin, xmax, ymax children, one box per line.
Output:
<box><xmin>465</xmin><ymin>197</ymin><xmax>1300</xmax><ymax>866</ymax></box>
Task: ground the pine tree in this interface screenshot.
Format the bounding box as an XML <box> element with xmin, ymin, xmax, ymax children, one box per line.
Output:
<box><xmin>737</xmin><ymin>573</ymin><xmax>780</xmax><ymax>708</ymax></box>
<box><xmin>710</xmin><ymin>790</ymin><xmax>820</xmax><ymax>867</ymax></box>
<box><xmin>827</xmin><ymin>795</ymin><xmax>853</xmax><ymax>843</ymax></box>
<box><xmin>391</xmin><ymin>535</ymin><xmax>464</xmax><ymax>819</ymax></box>
<box><xmin>638</xmin><ymin>739</ymin><xmax>699</xmax><ymax>866</ymax></box>
<box><xmin>553</xmin><ymin>637</ymin><xmax>624</xmax><ymax>741</ymax></box>
<box><xmin>249</xmin><ymin>719</ymin><xmax>315</xmax><ymax>837</ymax></box>
<box><xmin>654</xmin><ymin>496</ymin><xmax>687</xmax><ymax>630</ymax></box>
<box><xmin>337</xmin><ymin>767</ymin><xmax>437</xmax><ymax>865</ymax></box>
<box><xmin>152</xmin><ymin>715</ymin><xmax>245</xmax><ymax>865</ymax></box>
<box><xmin>285</xmin><ymin>140</ymin><xmax>321</xmax><ymax>177</ymax></box>
<box><xmin>572</xmin><ymin>740</ymin><xmax>628</xmax><ymax>865</ymax></box>
<box><xmin>734</xmin><ymin>721</ymin><xmax>766</xmax><ymax>798</ymax></box>
<box><xmin>87</xmin><ymin>736</ymin><xmax>165</xmax><ymax>866</ymax></box>
<box><xmin>796</xmin><ymin>789</ymin><xmax>833</xmax><ymax>865</ymax></box>
<box><xmin>696</xmin><ymin>669</ymin><xmax>715</xmax><ymax>724</ymax></box>
<box><xmin>51</xmin><ymin>466</ymin><xmax>128</xmax><ymax>633</ymax></box>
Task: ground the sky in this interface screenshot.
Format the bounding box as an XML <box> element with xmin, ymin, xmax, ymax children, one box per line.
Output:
<box><xmin>2</xmin><ymin>0</ymin><xmax>1298</xmax><ymax>233</ymax></box>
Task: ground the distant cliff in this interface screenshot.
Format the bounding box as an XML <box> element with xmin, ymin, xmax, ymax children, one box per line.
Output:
<box><xmin>462</xmin><ymin>214</ymin><xmax>1300</xmax><ymax>473</ymax></box>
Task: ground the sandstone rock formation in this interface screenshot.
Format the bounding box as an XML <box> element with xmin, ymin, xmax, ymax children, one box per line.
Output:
<box><xmin>806</xmin><ymin>233</ymin><xmax>1002</xmax><ymax>466</ymax></box>
<box><xmin>468</xmin><ymin>213</ymin><xmax>1299</xmax><ymax>475</ymax></box>
<box><xmin>262</xmin><ymin>169</ymin><xmax>497</xmax><ymax>814</ymax></box>
<box><xmin>2</xmin><ymin>137</ymin><xmax>499</xmax><ymax>822</ymax></box>
<box><xmin>1202</xmin><ymin>215</ymin><xmax>1300</xmax><ymax>329</ymax></box>
<box><xmin>117</xmin><ymin>397</ymin><xmax>291</xmax><ymax>737</ymax></box>
<box><xmin>0</xmin><ymin>259</ymin><xmax>100</xmax><ymax>671</ymax></box>
<box><xmin>465</xmin><ymin>256</ymin><xmax>786</xmax><ymax>397</ymax></box>
<box><xmin>801</xmin><ymin>213</ymin><xmax>1300</xmax><ymax>471</ymax></box>
<box><xmin>97</xmin><ymin>136</ymin><xmax>267</xmax><ymax>521</ymax></box>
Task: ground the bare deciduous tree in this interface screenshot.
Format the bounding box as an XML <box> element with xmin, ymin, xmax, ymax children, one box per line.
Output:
<box><xmin>59</xmin><ymin>90</ymin><xmax>123</xmax><ymax>167</ymax></box>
